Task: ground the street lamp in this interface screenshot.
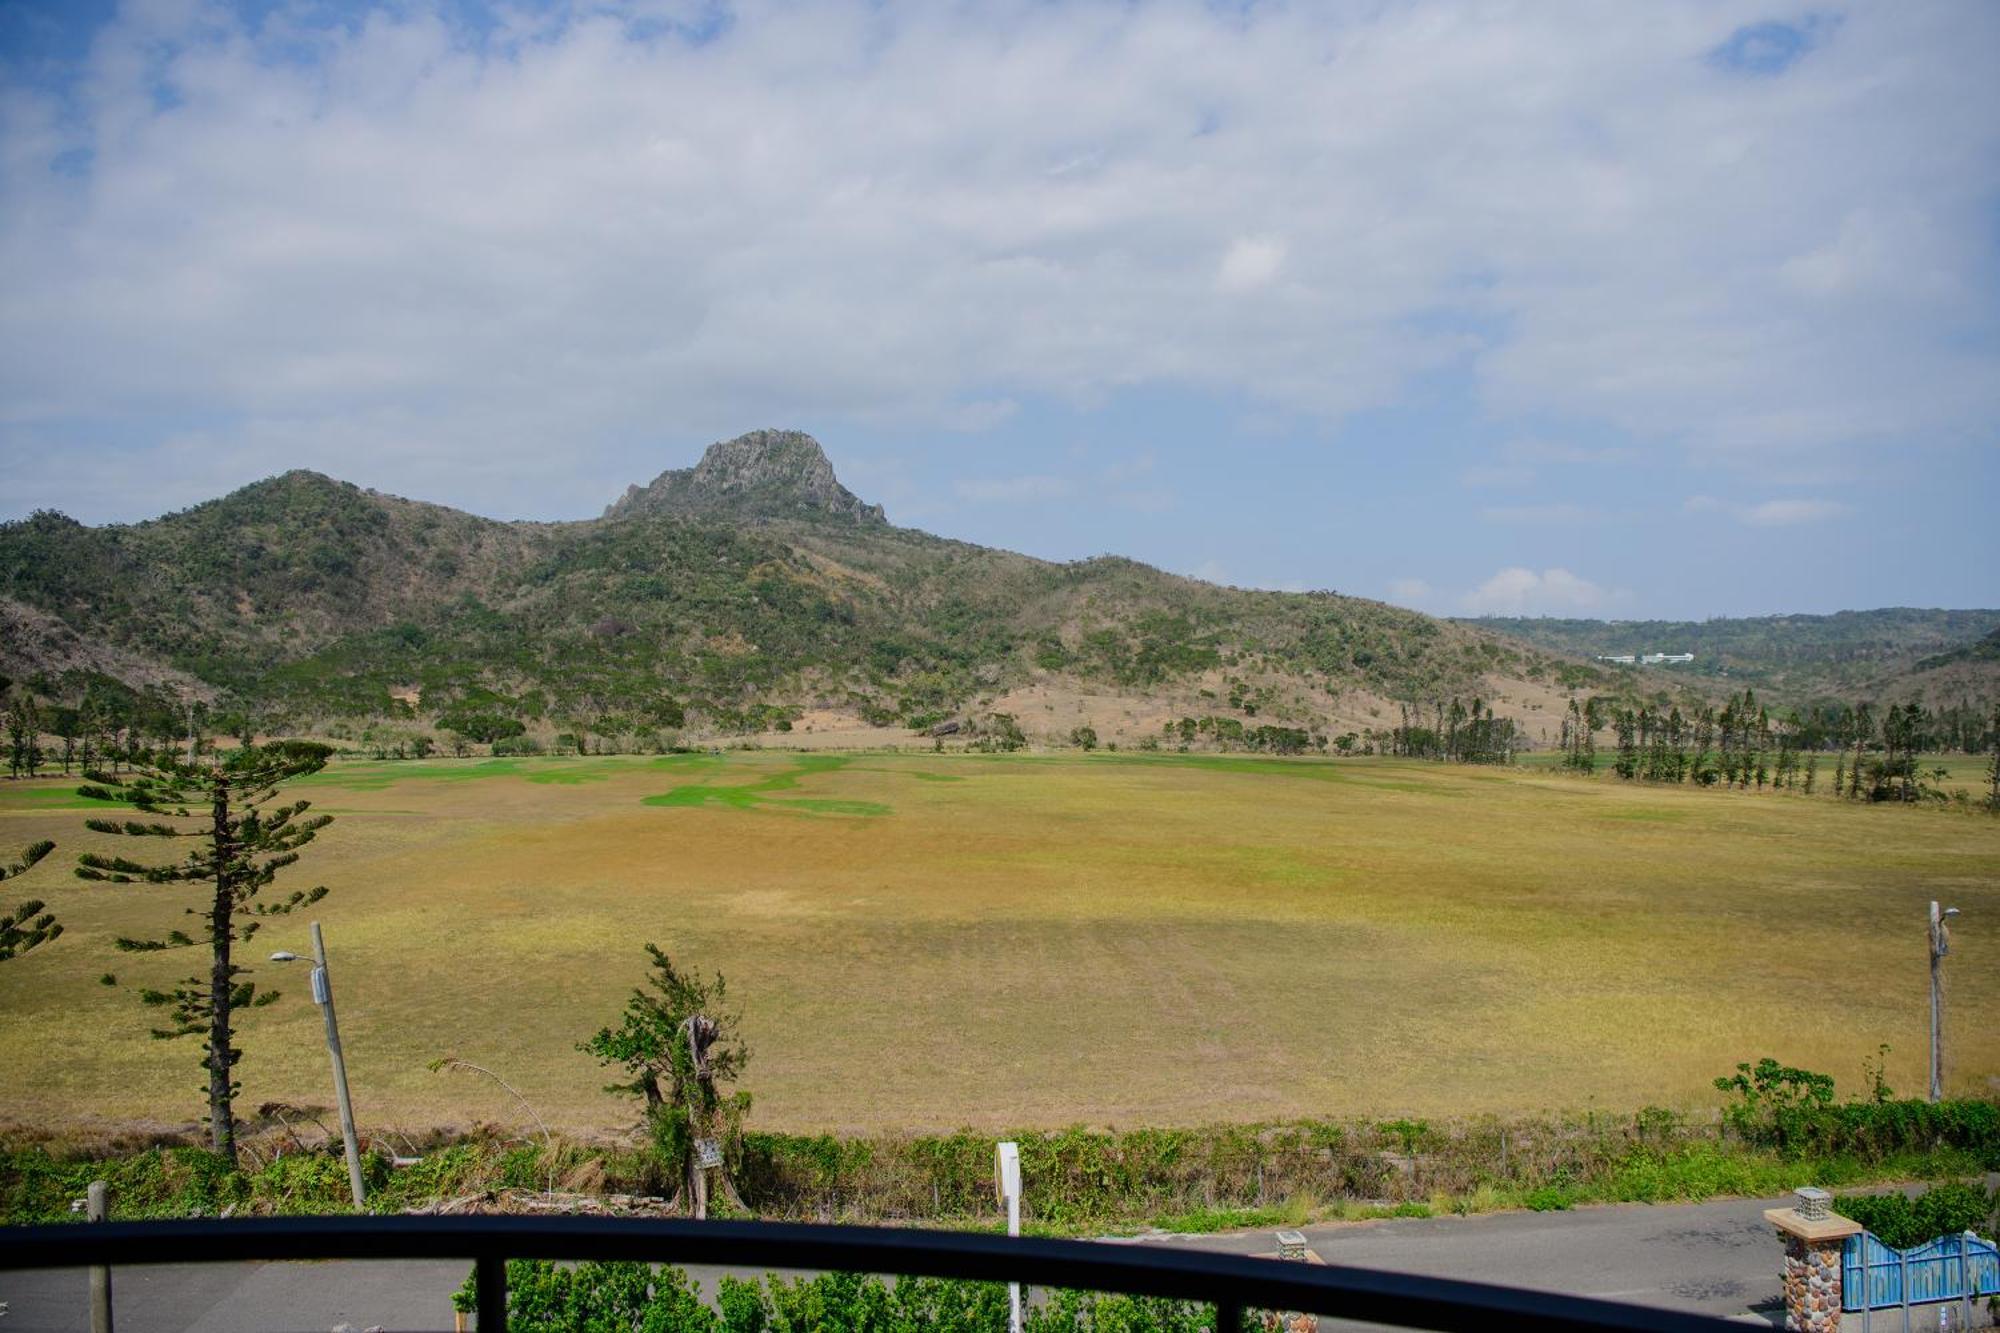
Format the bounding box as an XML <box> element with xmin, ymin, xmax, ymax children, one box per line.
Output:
<box><xmin>1928</xmin><ymin>902</ymin><xmax>1961</xmax><ymax>1103</ymax></box>
<box><xmin>271</xmin><ymin>921</ymin><xmax>366</xmax><ymax>1208</ymax></box>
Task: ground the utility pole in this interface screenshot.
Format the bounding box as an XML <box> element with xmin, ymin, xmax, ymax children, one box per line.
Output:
<box><xmin>1928</xmin><ymin>901</ymin><xmax>1959</xmax><ymax>1103</ymax></box>
<box><xmin>311</xmin><ymin>922</ymin><xmax>368</xmax><ymax>1208</ymax></box>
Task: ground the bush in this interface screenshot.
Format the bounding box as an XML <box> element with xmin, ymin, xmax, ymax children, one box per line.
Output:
<box><xmin>1836</xmin><ymin>1181</ymin><xmax>1998</xmax><ymax>1249</ymax></box>
<box><xmin>1715</xmin><ymin>1057</ymin><xmax>2000</xmax><ymax>1167</ymax></box>
<box><xmin>435</xmin><ymin>711</ymin><xmax>524</xmax><ymax>745</ymax></box>
<box><xmin>449</xmin><ymin>1260</ymin><xmax>1206</xmax><ymax>1332</ymax></box>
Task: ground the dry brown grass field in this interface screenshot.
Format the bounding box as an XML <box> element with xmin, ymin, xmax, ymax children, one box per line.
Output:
<box><xmin>1</xmin><ymin>750</ymin><xmax>1995</xmax><ymax>1139</ymax></box>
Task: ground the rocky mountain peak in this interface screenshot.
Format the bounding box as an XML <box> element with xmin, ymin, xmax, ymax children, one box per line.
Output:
<box><xmin>605</xmin><ymin>429</ymin><xmax>887</xmax><ymax>525</ymax></box>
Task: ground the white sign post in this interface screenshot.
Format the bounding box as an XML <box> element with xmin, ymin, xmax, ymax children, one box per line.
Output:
<box><xmin>995</xmin><ymin>1141</ymin><xmax>1023</xmax><ymax>1333</ymax></box>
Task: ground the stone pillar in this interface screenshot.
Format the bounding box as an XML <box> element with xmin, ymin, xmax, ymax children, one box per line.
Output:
<box><xmin>1765</xmin><ymin>1200</ymin><xmax>1864</xmax><ymax>1333</ymax></box>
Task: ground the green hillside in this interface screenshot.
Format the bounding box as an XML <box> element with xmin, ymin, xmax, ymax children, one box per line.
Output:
<box><xmin>1460</xmin><ymin>609</ymin><xmax>2000</xmax><ymax>701</ymax></box>
<box><xmin>0</xmin><ymin>432</ymin><xmax>1573</xmax><ymax>744</ymax></box>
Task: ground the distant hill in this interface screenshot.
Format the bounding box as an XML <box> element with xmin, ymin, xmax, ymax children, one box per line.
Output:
<box><xmin>0</xmin><ymin>431</ymin><xmax>1603</xmax><ymax>746</ymax></box>
<box><xmin>1460</xmin><ymin>609</ymin><xmax>2000</xmax><ymax>703</ymax></box>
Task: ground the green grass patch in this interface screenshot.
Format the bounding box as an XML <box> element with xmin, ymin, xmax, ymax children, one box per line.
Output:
<box><xmin>642</xmin><ymin>754</ymin><xmax>889</xmax><ymax>816</ymax></box>
<box><xmin>0</xmin><ymin>784</ymin><xmax>102</xmax><ymax>811</ymax></box>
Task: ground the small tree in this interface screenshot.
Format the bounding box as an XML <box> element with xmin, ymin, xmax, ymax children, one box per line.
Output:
<box><xmin>75</xmin><ymin>742</ymin><xmax>335</xmax><ymax>1166</ymax></box>
<box><xmin>1069</xmin><ymin>725</ymin><xmax>1099</xmax><ymax>751</ymax></box>
<box><xmin>6</xmin><ymin>695</ymin><xmax>42</xmax><ymax>778</ymax></box>
<box><xmin>581</xmin><ymin>943</ymin><xmax>749</xmax><ymax>1213</ymax></box>
<box><xmin>0</xmin><ymin>840</ymin><xmax>58</xmax><ymax>961</ymax></box>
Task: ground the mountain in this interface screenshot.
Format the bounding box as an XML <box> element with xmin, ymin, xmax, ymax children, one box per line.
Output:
<box><xmin>605</xmin><ymin>430</ymin><xmax>886</xmax><ymax>526</ymax></box>
<box><xmin>0</xmin><ymin>430</ymin><xmax>1984</xmax><ymax>748</ymax></box>
<box><xmin>1458</xmin><ymin>610</ymin><xmax>2000</xmax><ymax>704</ymax></box>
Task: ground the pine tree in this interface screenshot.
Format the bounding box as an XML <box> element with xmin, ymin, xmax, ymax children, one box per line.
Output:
<box><xmin>6</xmin><ymin>695</ymin><xmax>41</xmax><ymax>779</ymax></box>
<box><xmin>1613</xmin><ymin>709</ymin><xmax>1638</xmax><ymax>780</ymax></box>
<box><xmin>74</xmin><ymin>742</ymin><xmax>335</xmax><ymax>1165</ymax></box>
<box><xmin>0</xmin><ymin>840</ymin><xmax>58</xmax><ymax>961</ymax></box>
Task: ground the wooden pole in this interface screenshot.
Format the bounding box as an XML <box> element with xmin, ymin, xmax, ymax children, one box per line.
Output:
<box><xmin>311</xmin><ymin>922</ymin><xmax>368</xmax><ymax>1208</ymax></box>
<box><xmin>88</xmin><ymin>1180</ymin><xmax>112</xmax><ymax>1333</ymax></box>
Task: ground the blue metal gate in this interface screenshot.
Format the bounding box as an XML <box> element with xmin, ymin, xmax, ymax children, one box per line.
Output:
<box><xmin>1842</xmin><ymin>1230</ymin><xmax>2000</xmax><ymax>1316</ymax></box>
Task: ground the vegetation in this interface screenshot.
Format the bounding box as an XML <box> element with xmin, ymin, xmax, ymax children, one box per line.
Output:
<box><xmin>1161</xmin><ymin>717</ymin><xmax>1322</xmax><ymax>755</ymax></box>
<box><xmin>1384</xmin><ymin>697</ymin><xmax>1517</xmax><ymax>763</ymax></box>
<box><xmin>1836</xmin><ymin>1180</ymin><xmax>1998</xmax><ymax>1248</ymax></box>
<box><xmin>580</xmin><ymin>944</ymin><xmax>750</xmax><ymax>1210</ymax></box>
<box><xmin>0</xmin><ymin>437</ymin><xmax>1596</xmax><ymax>749</ymax></box>
<box><xmin>1462</xmin><ymin>609</ymin><xmax>2000</xmax><ymax>699</ymax></box>
<box><xmin>5</xmin><ymin>1081</ymin><xmax>1996</xmax><ymax>1229</ymax></box>
<box><xmin>73</xmin><ymin>743</ymin><xmax>336</xmax><ymax>1165</ymax></box>
<box><xmin>1535</xmin><ymin>688</ymin><xmax>2000</xmax><ymax>807</ymax></box>
<box><xmin>0</xmin><ymin>838</ymin><xmax>59</xmax><ymax>961</ymax></box>
<box><xmin>448</xmin><ymin>1259</ymin><xmax>1212</xmax><ymax>1332</ymax></box>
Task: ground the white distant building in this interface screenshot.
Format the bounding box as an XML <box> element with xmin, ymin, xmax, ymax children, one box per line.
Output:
<box><xmin>1595</xmin><ymin>651</ymin><xmax>1694</xmax><ymax>666</ymax></box>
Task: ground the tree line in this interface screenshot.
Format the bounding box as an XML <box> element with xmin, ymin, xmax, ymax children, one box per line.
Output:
<box><xmin>1385</xmin><ymin>698</ymin><xmax>1519</xmax><ymax>764</ymax></box>
<box><xmin>1557</xmin><ymin>689</ymin><xmax>2000</xmax><ymax>808</ymax></box>
<box><xmin>3</xmin><ymin>686</ymin><xmax>237</xmax><ymax>780</ymax></box>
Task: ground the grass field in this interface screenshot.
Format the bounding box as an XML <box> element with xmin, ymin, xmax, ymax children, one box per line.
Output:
<box><xmin>1</xmin><ymin>751</ymin><xmax>1996</xmax><ymax>1138</ymax></box>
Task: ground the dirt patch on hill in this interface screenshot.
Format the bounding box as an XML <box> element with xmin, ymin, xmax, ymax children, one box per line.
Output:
<box><xmin>0</xmin><ymin>598</ymin><xmax>212</xmax><ymax>699</ymax></box>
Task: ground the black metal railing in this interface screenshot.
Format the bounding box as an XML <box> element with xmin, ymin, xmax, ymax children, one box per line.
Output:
<box><xmin>1</xmin><ymin>1216</ymin><xmax>1740</xmax><ymax>1333</ymax></box>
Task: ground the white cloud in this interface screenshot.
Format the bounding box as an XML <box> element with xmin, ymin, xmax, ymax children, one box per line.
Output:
<box><xmin>1741</xmin><ymin>497</ymin><xmax>1852</xmax><ymax>526</ymax></box>
<box><xmin>1387</xmin><ymin>577</ymin><xmax>1432</xmax><ymax>603</ymax></box>
<box><xmin>1458</xmin><ymin>464</ymin><xmax>1535</xmax><ymax>490</ymax></box>
<box><xmin>953</xmin><ymin>474</ymin><xmax>1076</xmax><ymax>504</ymax></box>
<box><xmin>2</xmin><ymin>2</ymin><xmax>1995</xmax><ymax>518</ymax></box>
<box><xmin>939</xmin><ymin>399</ymin><xmax>1020</xmax><ymax>432</ymax></box>
<box><xmin>1479</xmin><ymin>503</ymin><xmax>1600</xmax><ymax>524</ymax></box>
<box><xmin>1108</xmin><ymin>487</ymin><xmax>1175</xmax><ymax>514</ymax></box>
<box><xmin>1191</xmin><ymin>560</ymin><xmax>1230</xmax><ymax>585</ymax></box>
<box><xmin>1501</xmin><ymin>440</ymin><xmax>1638</xmax><ymax>466</ymax></box>
<box><xmin>1215</xmin><ymin>237</ymin><xmax>1287</xmax><ymax>293</ymax></box>
<box><xmin>1460</xmin><ymin>567</ymin><xmax>1618</xmax><ymax>615</ymax></box>
<box><xmin>1684</xmin><ymin>494</ymin><xmax>1852</xmax><ymax>525</ymax></box>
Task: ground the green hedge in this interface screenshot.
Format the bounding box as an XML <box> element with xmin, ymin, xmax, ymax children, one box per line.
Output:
<box><xmin>454</xmin><ymin>1259</ymin><xmax>1219</xmax><ymax>1332</ymax></box>
<box><xmin>1835</xmin><ymin>1181</ymin><xmax>1998</xmax><ymax>1249</ymax></box>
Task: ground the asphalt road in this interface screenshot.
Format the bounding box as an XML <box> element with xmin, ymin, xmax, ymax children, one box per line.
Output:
<box><xmin>0</xmin><ymin>1189</ymin><xmax>1918</xmax><ymax>1332</ymax></box>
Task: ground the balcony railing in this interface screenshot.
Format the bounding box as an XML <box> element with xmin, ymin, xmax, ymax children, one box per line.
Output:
<box><xmin>1</xmin><ymin>1216</ymin><xmax>1741</xmax><ymax>1333</ymax></box>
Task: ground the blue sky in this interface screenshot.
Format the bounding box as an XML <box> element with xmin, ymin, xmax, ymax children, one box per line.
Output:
<box><xmin>2</xmin><ymin>0</ymin><xmax>1996</xmax><ymax>619</ymax></box>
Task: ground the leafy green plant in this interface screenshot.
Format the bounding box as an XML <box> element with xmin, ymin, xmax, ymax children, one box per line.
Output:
<box><xmin>0</xmin><ymin>840</ymin><xmax>58</xmax><ymax>962</ymax></box>
<box><xmin>1714</xmin><ymin>1058</ymin><xmax>1835</xmax><ymax>1151</ymax></box>
<box><xmin>1836</xmin><ymin>1182</ymin><xmax>1999</xmax><ymax>1249</ymax></box>
<box><xmin>580</xmin><ymin>944</ymin><xmax>750</xmax><ymax>1208</ymax></box>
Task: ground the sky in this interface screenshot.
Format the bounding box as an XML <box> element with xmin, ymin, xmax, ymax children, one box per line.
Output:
<box><xmin>2</xmin><ymin>0</ymin><xmax>1996</xmax><ymax>619</ymax></box>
